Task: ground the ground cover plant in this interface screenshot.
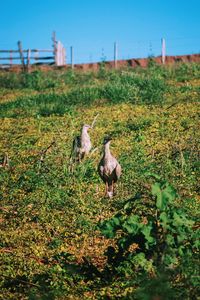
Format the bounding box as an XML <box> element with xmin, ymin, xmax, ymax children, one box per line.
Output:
<box><xmin>0</xmin><ymin>62</ymin><xmax>199</xmax><ymax>299</ymax></box>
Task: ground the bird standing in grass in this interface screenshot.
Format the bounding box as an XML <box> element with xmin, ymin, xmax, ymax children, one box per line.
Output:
<box><xmin>71</xmin><ymin>124</ymin><xmax>92</xmax><ymax>163</ymax></box>
<box><xmin>98</xmin><ymin>137</ymin><xmax>122</xmax><ymax>198</ymax></box>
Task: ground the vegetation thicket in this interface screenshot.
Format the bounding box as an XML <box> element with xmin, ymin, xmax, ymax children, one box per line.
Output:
<box><xmin>0</xmin><ymin>62</ymin><xmax>199</xmax><ymax>299</ymax></box>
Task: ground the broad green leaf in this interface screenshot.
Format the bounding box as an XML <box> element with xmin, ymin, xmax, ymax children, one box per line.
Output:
<box><xmin>166</xmin><ymin>234</ymin><xmax>175</xmax><ymax>246</ymax></box>
<box><xmin>178</xmin><ymin>246</ymin><xmax>184</xmax><ymax>256</ymax></box>
<box><xmin>163</xmin><ymin>254</ymin><xmax>178</xmax><ymax>266</ymax></box>
<box><xmin>112</xmin><ymin>216</ymin><xmax>121</xmax><ymax>226</ymax></box>
<box><xmin>100</xmin><ymin>220</ymin><xmax>116</xmax><ymax>238</ymax></box>
<box><xmin>126</xmin><ymin>215</ymin><xmax>140</xmax><ymax>225</ymax></box>
<box><xmin>162</xmin><ymin>183</ymin><xmax>177</xmax><ymax>203</ymax></box>
<box><xmin>151</xmin><ymin>182</ymin><xmax>164</xmax><ymax>210</ymax></box>
<box><xmin>172</xmin><ymin>212</ymin><xmax>188</xmax><ymax>227</ymax></box>
<box><xmin>122</xmin><ymin>215</ymin><xmax>141</xmax><ymax>234</ymax></box>
<box><xmin>159</xmin><ymin>211</ymin><xmax>169</xmax><ymax>229</ymax></box>
<box><xmin>141</xmin><ymin>224</ymin><xmax>155</xmax><ymax>247</ymax></box>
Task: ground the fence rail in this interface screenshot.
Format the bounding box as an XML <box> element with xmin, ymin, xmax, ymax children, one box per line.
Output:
<box><xmin>0</xmin><ymin>33</ymin><xmax>66</xmax><ymax>70</ymax></box>
<box><xmin>0</xmin><ymin>48</ymin><xmax>55</xmax><ymax>69</ymax></box>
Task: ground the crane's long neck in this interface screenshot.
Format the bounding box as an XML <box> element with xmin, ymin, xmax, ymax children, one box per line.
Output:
<box><xmin>82</xmin><ymin>127</ymin><xmax>87</xmax><ymax>134</ymax></box>
<box><xmin>81</xmin><ymin>128</ymin><xmax>89</xmax><ymax>138</ymax></box>
<box><xmin>104</xmin><ymin>142</ymin><xmax>111</xmax><ymax>158</ymax></box>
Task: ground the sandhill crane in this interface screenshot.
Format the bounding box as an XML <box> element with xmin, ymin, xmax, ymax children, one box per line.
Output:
<box><xmin>98</xmin><ymin>137</ymin><xmax>122</xmax><ymax>198</ymax></box>
<box><xmin>70</xmin><ymin>115</ymin><xmax>99</xmax><ymax>167</ymax></box>
<box><xmin>70</xmin><ymin>124</ymin><xmax>92</xmax><ymax>163</ymax></box>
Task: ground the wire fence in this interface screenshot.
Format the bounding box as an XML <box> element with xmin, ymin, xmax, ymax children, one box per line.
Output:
<box><xmin>0</xmin><ymin>35</ymin><xmax>200</xmax><ymax>67</ymax></box>
<box><xmin>71</xmin><ymin>36</ymin><xmax>200</xmax><ymax>64</ymax></box>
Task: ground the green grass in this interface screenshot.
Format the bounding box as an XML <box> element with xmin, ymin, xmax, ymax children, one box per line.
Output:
<box><xmin>0</xmin><ymin>63</ymin><xmax>199</xmax><ymax>299</ymax></box>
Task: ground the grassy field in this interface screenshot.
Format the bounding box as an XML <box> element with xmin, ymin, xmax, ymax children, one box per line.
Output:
<box><xmin>0</xmin><ymin>62</ymin><xmax>199</xmax><ymax>299</ymax></box>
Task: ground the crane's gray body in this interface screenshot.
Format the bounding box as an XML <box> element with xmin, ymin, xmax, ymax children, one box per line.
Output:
<box><xmin>71</xmin><ymin>124</ymin><xmax>92</xmax><ymax>162</ymax></box>
<box><xmin>98</xmin><ymin>139</ymin><xmax>121</xmax><ymax>197</ymax></box>
<box><xmin>80</xmin><ymin>125</ymin><xmax>92</xmax><ymax>156</ymax></box>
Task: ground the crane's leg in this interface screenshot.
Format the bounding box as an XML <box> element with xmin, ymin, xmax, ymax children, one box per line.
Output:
<box><xmin>112</xmin><ymin>180</ymin><xmax>114</xmax><ymax>196</ymax></box>
<box><xmin>112</xmin><ymin>181</ymin><xmax>115</xmax><ymax>196</ymax></box>
<box><xmin>107</xmin><ymin>181</ymin><xmax>114</xmax><ymax>198</ymax></box>
<box><xmin>105</xmin><ymin>182</ymin><xmax>108</xmax><ymax>197</ymax></box>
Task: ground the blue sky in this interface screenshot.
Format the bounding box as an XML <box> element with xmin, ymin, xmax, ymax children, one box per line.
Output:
<box><xmin>1</xmin><ymin>0</ymin><xmax>200</xmax><ymax>63</ymax></box>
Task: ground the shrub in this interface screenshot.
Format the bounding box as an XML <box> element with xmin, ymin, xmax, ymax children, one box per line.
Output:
<box><xmin>98</xmin><ymin>176</ymin><xmax>199</xmax><ymax>298</ymax></box>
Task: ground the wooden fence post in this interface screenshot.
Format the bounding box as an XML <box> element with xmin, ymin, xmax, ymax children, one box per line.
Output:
<box><xmin>52</xmin><ymin>31</ymin><xmax>57</xmax><ymax>65</ymax></box>
<box><xmin>70</xmin><ymin>46</ymin><xmax>74</xmax><ymax>69</ymax></box>
<box><xmin>17</xmin><ymin>41</ymin><xmax>25</xmax><ymax>71</ymax></box>
<box><xmin>114</xmin><ymin>42</ymin><xmax>118</xmax><ymax>69</ymax></box>
<box><xmin>161</xmin><ymin>38</ymin><xmax>166</xmax><ymax>64</ymax></box>
<box><xmin>27</xmin><ymin>49</ymin><xmax>31</xmax><ymax>72</ymax></box>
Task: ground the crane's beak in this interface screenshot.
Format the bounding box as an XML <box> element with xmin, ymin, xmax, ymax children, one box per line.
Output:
<box><xmin>83</xmin><ymin>124</ymin><xmax>91</xmax><ymax>130</ymax></box>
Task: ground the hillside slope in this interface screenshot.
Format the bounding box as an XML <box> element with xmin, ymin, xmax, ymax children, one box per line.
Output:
<box><xmin>0</xmin><ymin>62</ymin><xmax>199</xmax><ymax>299</ymax></box>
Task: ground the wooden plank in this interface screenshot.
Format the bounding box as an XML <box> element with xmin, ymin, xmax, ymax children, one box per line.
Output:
<box><xmin>0</xmin><ymin>56</ymin><xmax>54</xmax><ymax>60</ymax></box>
<box><xmin>0</xmin><ymin>50</ymin><xmax>19</xmax><ymax>53</ymax></box>
<box><xmin>32</xmin><ymin>56</ymin><xmax>54</xmax><ymax>60</ymax></box>
<box><xmin>30</xmin><ymin>49</ymin><xmax>53</xmax><ymax>52</ymax></box>
<box><xmin>56</xmin><ymin>41</ymin><xmax>66</xmax><ymax>66</ymax></box>
<box><xmin>0</xmin><ymin>49</ymin><xmax>52</xmax><ymax>53</ymax></box>
<box><xmin>0</xmin><ymin>57</ymin><xmax>21</xmax><ymax>60</ymax></box>
<box><xmin>0</xmin><ymin>49</ymin><xmax>53</xmax><ymax>53</ymax></box>
<box><xmin>62</xmin><ymin>47</ymin><xmax>66</xmax><ymax>65</ymax></box>
<box><xmin>0</xmin><ymin>56</ymin><xmax>54</xmax><ymax>61</ymax></box>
